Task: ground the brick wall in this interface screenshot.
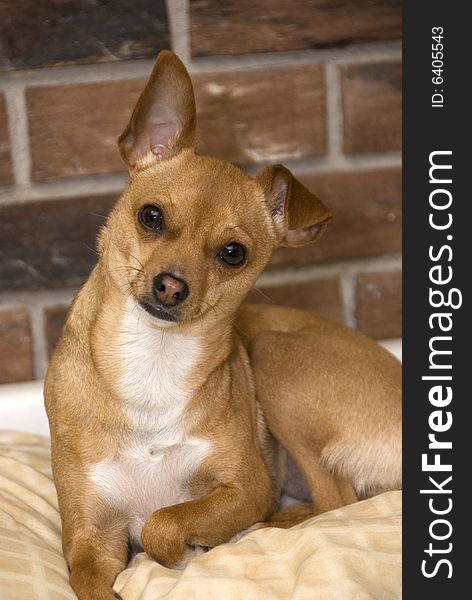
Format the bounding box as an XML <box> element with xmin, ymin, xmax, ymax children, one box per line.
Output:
<box><xmin>0</xmin><ymin>0</ymin><xmax>402</xmax><ymax>384</ymax></box>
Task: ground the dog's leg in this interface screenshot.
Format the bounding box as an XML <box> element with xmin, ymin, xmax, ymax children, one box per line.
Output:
<box><xmin>65</xmin><ymin>514</ymin><xmax>128</xmax><ymax>600</ymax></box>
<box><xmin>242</xmin><ymin>461</ymin><xmax>357</xmax><ymax>534</ymax></box>
<box><xmin>266</xmin><ymin>475</ymin><xmax>357</xmax><ymax>528</ymax></box>
<box><xmin>229</xmin><ymin>502</ymin><xmax>314</xmax><ymax>542</ymax></box>
<box><xmin>266</xmin><ymin>503</ymin><xmax>314</xmax><ymax>528</ymax></box>
<box><xmin>58</xmin><ymin>493</ymin><xmax>129</xmax><ymax>600</ymax></box>
<box><xmin>250</xmin><ymin>338</ymin><xmax>358</xmax><ymax>520</ymax></box>
<box><xmin>141</xmin><ymin>483</ymin><xmax>271</xmax><ymax>568</ymax></box>
<box><xmin>253</xmin><ymin>387</ymin><xmax>358</xmax><ymax>518</ymax></box>
<box><xmin>302</xmin><ymin>456</ymin><xmax>358</xmax><ymax>514</ymax></box>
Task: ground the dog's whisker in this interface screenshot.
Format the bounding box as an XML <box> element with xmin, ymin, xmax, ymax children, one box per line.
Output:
<box><xmin>252</xmin><ymin>287</ymin><xmax>274</xmax><ymax>303</ymax></box>
<box><xmin>111</xmin><ymin>265</ymin><xmax>144</xmax><ymax>275</ymax></box>
<box><xmin>87</xmin><ymin>212</ymin><xmax>108</xmax><ymax>220</ymax></box>
<box><xmin>127</xmin><ymin>252</ymin><xmax>145</xmax><ymax>271</ymax></box>
<box><xmin>198</xmin><ymin>299</ymin><xmax>218</xmax><ymax>316</ymax></box>
<box><xmin>83</xmin><ymin>242</ymin><xmax>99</xmax><ymax>256</ymax></box>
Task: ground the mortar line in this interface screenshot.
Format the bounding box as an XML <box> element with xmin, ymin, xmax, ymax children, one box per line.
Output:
<box><xmin>324</xmin><ymin>61</ymin><xmax>344</xmax><ymax>164</ymax></box>
<box><xmin>0</xmin><ymin>152</ymin><xmax>401</xmax><ymax>206</ymax></box>
<box><xmin>166</xmin><ymin>0</ymin><xmax>190</xmax><ymax>61</ymax></box>
<box><xmin>257</xmin><ymin>253</ymin><xmax>402</xmax><ymax>288</ymax></box>
<box><xmin>0</xmin><ymin>289</ymin><xmax>76</xmax><ymax>379</ymax></box>
<box><xmin>0</xmin><ymin>253</ymin><xmax>402</xmax><ymax>307</ymax></box>
<box><xmin>0</xmin><ymin>288</ymin><xmax>77</xmax><ymax>306</ymax></box>
<box><xmin>0</xmin><ymin>41</ymin><xmax>401</xmax><ymax>88</ymax></box>
<box><xmin>3</xmin><ymin>83</ymin><xmax>31</xmax><ymax>186</ymax></box>
<box><xmin>339</xmin><ymin>271</ymin><xmax>357</xmax><ymax>328</ymax></box>
<box><xmin>0</xmin><ymin>254</ymin><xmax>401</xmax><ymax>367</ymax></box>
<box><xmin>0</xmin><ymin>173</ymin><xmax>127</xmax><ymax>205</ymax></box>
<box><xmin>289</xmin><ymin>152</ymin><xmax>402</xmax><ymax>175</ymax></box>
<box><xmin>186</xmin><ymin>42</ymin><xmax>401</xmax><ymax>72</ymax></box>
<box><xmin>28</xmin><ymin>302</ymin><xmax>48</xmax><ymax>380</ymax></box>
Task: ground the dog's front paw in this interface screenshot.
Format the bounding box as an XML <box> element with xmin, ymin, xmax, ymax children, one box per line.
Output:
<box><xmin>141</xmin><ymin>507</ymin><xmax>209</xmax><ymax>569</ymax></box>
<box><xmin>70</xmin><ymin>570</ymin><xmax>123</xmax><ymax>600</ymax></box>
<box><xmin>141</xmin><ymin>507</ymin><xmax>188</xmax><ymax>568</ymax></box>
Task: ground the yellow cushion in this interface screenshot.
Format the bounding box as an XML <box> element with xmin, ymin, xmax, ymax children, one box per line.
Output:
<box><xmin>0</xmin><ymin>431</ymin><xmax>401</xmax><ymax>599</ymax></box>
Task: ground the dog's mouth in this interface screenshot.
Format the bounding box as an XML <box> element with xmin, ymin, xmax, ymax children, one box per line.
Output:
<box><xmin>138</xmin><ymin>300</ymin><xmax>178</xmax><ymax>323</ymax></box>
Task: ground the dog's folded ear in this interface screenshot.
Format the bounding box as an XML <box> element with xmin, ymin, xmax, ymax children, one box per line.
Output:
<box><xmin>118</xmin><ymin>50</ymin><xmax>197</xmax><ymax>170</ymax></box>
<box><xmin>256</xmin><ymin>165</ymin><xmax>333</xmax><ymax>247</ymax></box>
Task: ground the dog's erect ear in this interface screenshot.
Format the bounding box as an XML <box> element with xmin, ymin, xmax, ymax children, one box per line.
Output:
<box><xmin>256</xmin><ymin>165</ymin><xmax>333</xmax><ymax>247</ymax></box>
<box><xmin>118</xmin><ymin>50</ymin><xmax>197</xmax><ymax>169</ymax></box>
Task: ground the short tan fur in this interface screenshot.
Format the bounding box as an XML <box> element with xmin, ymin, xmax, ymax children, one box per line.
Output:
<box><xmin>45</xmin><ymin>51</ymin><xmax>401</xmax><ymax>600</ymax></box>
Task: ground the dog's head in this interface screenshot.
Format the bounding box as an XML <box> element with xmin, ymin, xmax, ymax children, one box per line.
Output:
<box><xmin>100</xmin><ymin>51</ymin><xmax>332</xmax><ymax>328</ymax></box>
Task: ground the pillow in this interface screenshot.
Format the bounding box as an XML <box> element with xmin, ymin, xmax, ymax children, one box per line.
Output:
<box><xmin>0</xmin><ymin>431</ymin><xmax>401</xmax><ymax>599</ymax></box>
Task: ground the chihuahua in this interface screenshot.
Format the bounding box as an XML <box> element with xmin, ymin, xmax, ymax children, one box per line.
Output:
<box><xmin>45</xmin><ymin>50</ymin><xmax>401</xmax><ymax>600</ymax></box>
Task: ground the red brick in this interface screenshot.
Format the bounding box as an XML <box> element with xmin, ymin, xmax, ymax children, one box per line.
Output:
<box><xmin>0</xmin><ymin>94</ymin><xmax>13</xmax><ymax>186</ymax></box>
<box><xmin>195</xmin><ymin>66</ymin><xmax>325</xmax><ymax>164</ymax></box>
<box><xmin>246</xmin><ymin>278</ymin><xmax>343</xmax><ymax>322</ymax></box>
<box><xmin>342</xmin><ymin>62</ymin><xmax>402</xmax><ymax>154</ymax></box>
<box><xmin>270</xmin><ymin>167</ymin><xmax>401</xmax><ymax>268</ymax></box>
<box><xmin>190</xmin><ymin>0</ymin><xmax>402</xmax><ymax>57</ymax></box>
<box><xmin>0</xmin><ymin>0</ymin><xmax>169</xmax><ymax>71</ymax></box>
<box><xmin>44</xmin><ymin>305</ymin><xmax>69</xmax><ymax>358</ymax></box>
<box><xmin>356</xmin><ymin>271</ymin><xmax>402</xmax><ymax>339</ymax></box>
<box><xmin>27</xmin><ymin>65</ymin><xmax>325</xmax><ymax>181</ymax></box>
<box><xmin>0</xmin><ymin>194</ymin><xmax>117</xmax><ymax>290</ymax></box>
<box><xmin>0</xmin><ymin>308</ymin><xmax>34</xmax><ymax>383</ymax></box>
<box><xmin>27</xmin><ymin>81</ymin><xmax>142</xmax><ymax>181</ymax></box>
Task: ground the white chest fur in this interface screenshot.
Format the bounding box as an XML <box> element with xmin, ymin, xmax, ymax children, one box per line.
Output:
<box><xmin>89</xmin><ymin>302</ymin><xmax>211</xmax><ymax>545</ymax></box>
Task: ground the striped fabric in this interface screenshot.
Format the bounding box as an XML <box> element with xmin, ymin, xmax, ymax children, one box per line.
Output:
<box><xmin>0</xmin><ymin>431</ymin><xmax>401</xmax><ymax>599</ymax></box>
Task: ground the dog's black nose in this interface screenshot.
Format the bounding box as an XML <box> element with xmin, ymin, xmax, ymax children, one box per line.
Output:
<box><xmin>153</xmin><ymin>272</ymin><xmax>189</xmax><ymax>307</ymax></box>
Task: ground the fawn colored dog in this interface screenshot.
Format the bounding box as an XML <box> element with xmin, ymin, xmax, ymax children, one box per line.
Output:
<box><xmin>45</xmin><ymin>51</ymin><xmax>401</xmax><ymax>600</ymax></box>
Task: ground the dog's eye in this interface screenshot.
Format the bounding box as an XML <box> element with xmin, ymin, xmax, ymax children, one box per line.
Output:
<box><xmin>138</xmin><ymin>205</ymin><xmax>164</xmax><ymax>232</ymax></box>
<box><xmin>219</xmin><ymin>243</ymin><xmax>246</xmax><ymax>267</ymax></box>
